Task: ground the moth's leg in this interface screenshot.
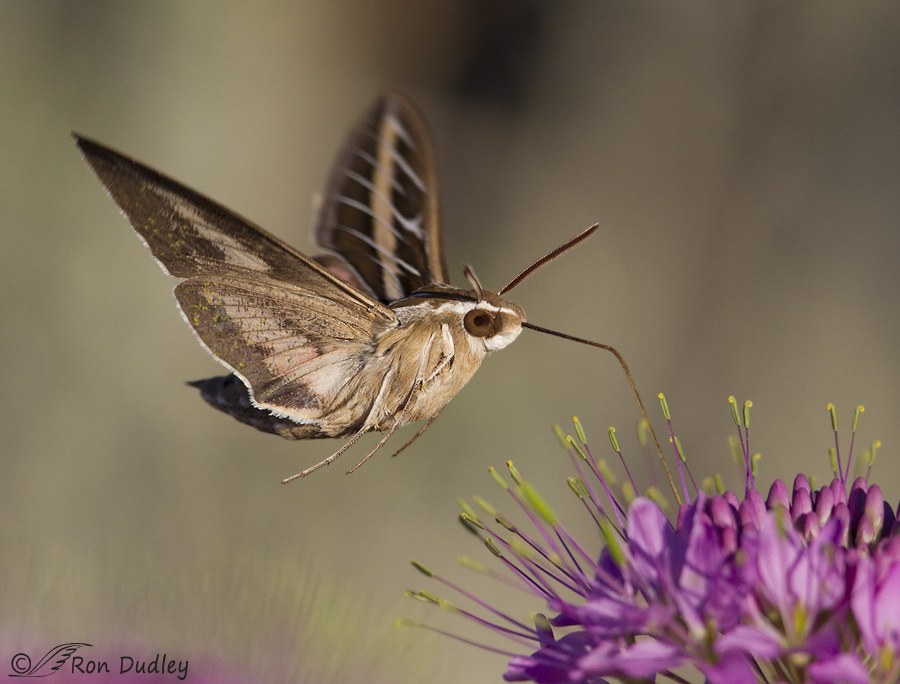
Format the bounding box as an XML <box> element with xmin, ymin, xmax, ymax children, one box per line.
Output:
<box><xmin>384</xmin><ymin>324</ymin><xmax>452</xmax><ymax>459</ymax></box>
<box><xmin>345</xmin><ymin>414</ymin><xmax>409</xmax><ymax>475</ymax></box>
<box><xmin>361</xmin><ymin>363</ymin><xmax>401</xmax><ymax>432</ymax></box>
<box><xmin>421</xmin><ymin>323</ymin><xmax>455</xmax><ymax>387</ymax></box>
<box><xmin>281</xmin><ymin>425</ymin><xmax>369</xmax><ymax>483</ymax></box>
<box><xmin>346</xmin><ymin>330</ymin><xmax>439</xmax><ymax>474</ymax></box>
<box><xmin>389</xmin><ymin>404</ymin><xmax>445</xmax><ymax>459</ymax></box>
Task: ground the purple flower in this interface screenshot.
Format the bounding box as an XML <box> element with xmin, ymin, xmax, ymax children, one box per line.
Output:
<box><xmin>408</xmin><ymin>401</ymin><xmax>900</xmax><ymax>683</ymax></box>
<box><xmin>852</xmin><ymin>543</ymin><xmax>900</xmax><ymax>681</ymax></box>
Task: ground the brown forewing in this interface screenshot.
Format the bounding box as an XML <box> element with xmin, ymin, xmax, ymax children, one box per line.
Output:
<box><xmin>75</xmin><ymin>135</ymin><xmax>393</xmax><ymax>321</ymax></box>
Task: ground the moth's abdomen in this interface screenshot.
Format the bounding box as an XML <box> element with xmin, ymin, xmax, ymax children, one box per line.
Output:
<box><xmin>189</xmin><ymin>374</ymin><xmax>329</xmax><ymax>440</ymax></box>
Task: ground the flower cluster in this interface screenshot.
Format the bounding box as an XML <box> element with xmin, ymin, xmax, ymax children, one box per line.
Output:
<box><xmin>407</xmin><ymin>399</ymin><xmax>899</xmax><ymax>684</ymax></box>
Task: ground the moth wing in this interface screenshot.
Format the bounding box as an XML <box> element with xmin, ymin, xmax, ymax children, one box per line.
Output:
<box><xmin>75</xmin><ymin>134</ymin><xmax>393</xmax><ymax>321</ymax></box>
<box><xmin>316</xmin><ymin>92</ymin><xmax>448</xmax><ymax>304</ymax></box>
<box><xmin>175</xmin><ymin>274</ymin><xmax>392</xmax><ymax>434</ymax></box>
<box><xmin>188</xmin><ymin>374</ymin><xmax>327</xmax><ymax>440</ymax></box>
<box><xmin>310</xmin><ymin>253</ymin><xmax>378</xmax><ymax>299</ymax></box>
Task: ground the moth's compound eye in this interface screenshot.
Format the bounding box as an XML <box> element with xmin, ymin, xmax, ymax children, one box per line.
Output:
<box><xmin>464</xmin><ymin>309</ymin><xmax>494</xmax><ymax>337</ymax></box>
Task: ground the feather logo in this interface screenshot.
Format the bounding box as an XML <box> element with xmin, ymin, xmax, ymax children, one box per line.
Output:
<box><xmin>9</xmin><ymin>643</ymin><xmax>92</xmax><ymax>677</ymax></box>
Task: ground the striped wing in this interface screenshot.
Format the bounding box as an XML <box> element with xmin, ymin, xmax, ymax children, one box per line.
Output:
<box><xmin>315</xmin><ymin>92</ymin><xmax>448</xmax><ymax>303</ymax></box>
<box><xmin>75</xmin><ymin>135</ymin><xmax>393</xmax><ymax>320</ymax></box>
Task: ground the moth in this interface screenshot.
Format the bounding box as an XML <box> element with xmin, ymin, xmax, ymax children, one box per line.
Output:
<box><xmin>76</xmin><ymin>93</ymin><xmax>597</xmax><ymax>482</ymax></box>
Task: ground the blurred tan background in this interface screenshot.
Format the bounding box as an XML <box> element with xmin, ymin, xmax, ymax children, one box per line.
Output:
<box><xmin>2</xmin><ymin>2</ymin><xmax>899</xmax><ymax>682</ymax></box>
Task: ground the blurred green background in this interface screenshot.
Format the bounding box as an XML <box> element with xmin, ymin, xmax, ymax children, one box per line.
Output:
<box><xmin>2</xmin><ymin>2</ymin><xmax>899</xmax><ymax>682</ymax></box>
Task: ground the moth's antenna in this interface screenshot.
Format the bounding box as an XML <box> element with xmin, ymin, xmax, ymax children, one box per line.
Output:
<box><xmin>463</xmin><ymin>265</ymin><xmax>485</xmax><ymax>300</ymax></box>
<box><xmin>499</xmin><ymin>223</ymin><xmax>599</xmax><ymax>296</ymax></box>
<box><xmin>521</xmin><ymin>321</ymin><xmax>681</xmax><ymax>505</ymax></box>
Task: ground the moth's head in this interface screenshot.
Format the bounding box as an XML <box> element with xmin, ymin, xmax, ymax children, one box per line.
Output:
<box><xmin>459</xmin><ymin>223</ymin><xmax>599</xmax><ymax>353</ymax></box>
<box><xmin>457</xmin><ymin>265</ymin><xmax>525</xmax><ymax>352</ymax></box>
<box><xmin>402</xmin><ymin>275</ymin><xmax>525</xmax><ymax>352</ymax></box>
<box><xmin>461</xmin><ymin>287</ymin><xmax>525</xmax><ymax>352</ymax></box>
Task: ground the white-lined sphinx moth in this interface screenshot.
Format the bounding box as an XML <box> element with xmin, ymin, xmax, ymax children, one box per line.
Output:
<box><xmin>76</xmin><ymin>93</ymin><xmax>597</xmax><ymax>482</ymax></box>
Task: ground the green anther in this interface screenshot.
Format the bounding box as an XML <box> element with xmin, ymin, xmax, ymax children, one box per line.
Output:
<box><xmin>458</xmin><ymin>556</ymin><xmax>485</xmax><ymax>573</ymax></box>
<box><xmin>534</xmin><ymin>613</ymin><xmax>554</xmax><ymax>638</ymax></box>
<box><xmin>853</xmin><ymin>405</ymin><xmax>864</xmax><ymax>431</ymax></box>
<box><xmin>395</xmin><ymin>618</ymin><xmax>418</xmax><ymax>628</ymax></box>
<box><xmin>496</xmin><ymin>516</ymin><xmax>517</xmax><ymax>533</ymax></box>
<box><xmin>871</xmin><ymin>441</ymin><xmax>881</xmax><ymax>465</ymax></box>
<box><xmin>567</xmin><ymin>477</ymin><xmax>585</xmax><ymax>499</ymax></box>
<box><xmin>621</xmin><ymin>481</ymin><xmax>636</xmax><ymax>504</ymax></box>
<box><xmin>743</xmin><ymin>400</ymin><xmax>752</xmax><ymax>428</ymax></box>
<box><xmin>576</xmin><ymin>478</ymin><xmax>589</xmax><ymax>497</ymax></box>
<box><xmin>863</xmin><ymin>453</ymin><xmax>875</xmax><ymax>480</ymax></box>
<box><xmin>411</xmin><ymin>560</ymin><xmax>435</xmax><ymax>577</ymax></box>
<box><xmin>437</xmin><ymin>599</ymin><xmax>461</xmax><ymax>614</ymax></box>
<box><xmin>574</xmin><ymin>416</ymin><xmax>588</xmax><ymax>444</ymax></box>
<box><xmin>485</xmin><ymin>538</ymin><xmax>503</xmax><ymax>557</ymax></box>
<box><xmin>608</xmin><ymin>427</ymin><xmax>620</xmax><ymax>452</ymax></box>
<box><xmin>646</xmin><ymin>486</ymin><xmax>670</xmax><ymax>511</ymax></box>
<box><xmin>460</xmin><ymin>514</ymin><xmax>485</xmax><ymax>532</ymax></box>
<box><xmin>567</xmin><ymin>436</ymin><xmax>588</xmax><ymax>461</ymax></box>
<box><xmin>857</xmin><ymin>450</ymin><xmax>871</xmax><ymax>478</ymax></box>
<box><xmin>509</xmin><ymin>537</ymin><xmax>533</xmax><ymax>558</ymax></box>
<box><xmin>520</xmin><ymin>482</ymin><xmax>558</xmax><ymax>526</ymax></box>
<box><xmin>599</xmin><ymin>519</ymin><xmax>626</xmax><ymax>566</ymax></box>
<box><xmin>418</xmin><ymin>590</ymin><xmax>441</xmax><ymax>604</ymax></box>
<box><xmin>553</xmin><ymin>424</ymin><xmax>568</xmax><ymax>450</ymax></box>
<box><xmin>714</xmin><ymin>473</ymin><xmax>725</xmax><ymax>495</ymax></box>
<box><xmin>728</xmin><ymin>434</ymin><xmax>741</xmax><ymax>464</ymax></box>
<box><xmin>773</xmin><ymin>506</ymin><xmax>790</xmax><ymax>539</ymax></box>
<box><xmin>597</xmin><ymin>458</ymin><xmax>618</xmax><ymax>486</ymax></box>
<box><xmin>489</xmin><ymin>466</ymin><xmax>509</xmax><ymax>490</ymax></box>
<box><xmin>751</xmin><ymin>453</ymin><xmax>760</xmax><ymax>477</ymax></box>
<box><xmin>637</xmin><ymin>419</ymin><xmax>650</xmax><ymax>447</ymax></box>
<box><xmin>809</xmin><ymin>475</ymin><xmax>817</xmax><ymax>491</ymax></box>
<box><xmin>827</xmin><ymin>403</ymin><xmax>838</xmax><ymax>431</ymax></box>
<box><xmin>473</xmin><ymin>495</ymin><xmax>496</xmax><ymax>516</ymax></box>
<box><xmin>575</xmin><ymin>477</ymin><xmax>589</xmax><ymax>498</ymax></box>
<box><xmin>701</xmin><ymin>476</ymin><xmax>715</xmax><ymax>495</ymax></box>
<box><xmin>674</xmin><ymin>436</ymin><xmax>687</xmax><ymax>462</ymax></box>
<box><xmin>729</xmin><ymin>396</ymin><xmax>740</xmax><ymax>425</ymax></box>
<box><xmin>458</xmin><ymin>498</ymin><xmax>478</xmax><ymax>520</ymax></box>
<box><xmin>507</xmin><ymin>461</ymin><xmax>524</xmax><ymax>485</ymax></box>
<box><xmin>792</xmin><ymin>603</ymin><xmax>807</xmax><ymax>637</ymax></box>
<box><xmin>405</xmin><ymin>591</ymin><xmax>433</xmax><ymax>604</ymax></box>
<box><xmin>658</xmin><ymin>393</ymin><xmax>671</xmax><ymax>420</ymax></box>
<box><xmin>828</xmin><ymin>447</ymin><xmax>838</xmax><ymax>474</ymax></box>
<box><xmin>881</xmin><ymin>643</ymin><xmax>894</xmax><ymax>675</ymax></box>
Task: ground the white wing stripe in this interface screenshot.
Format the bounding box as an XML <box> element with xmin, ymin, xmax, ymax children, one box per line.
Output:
<box><xmin>343</xmin><ymin>169</ymin><xmax>425</xmax><ymax>240</ymax></box>
<box><xmin>335</xmin><ymin>224</ymin><xmax>423</xmax><ymax>278</ymax></box>
<box><xmin>360</xmin><ymin>129</ymin><xmax>427</xmax><ymax>193</ymax></box>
